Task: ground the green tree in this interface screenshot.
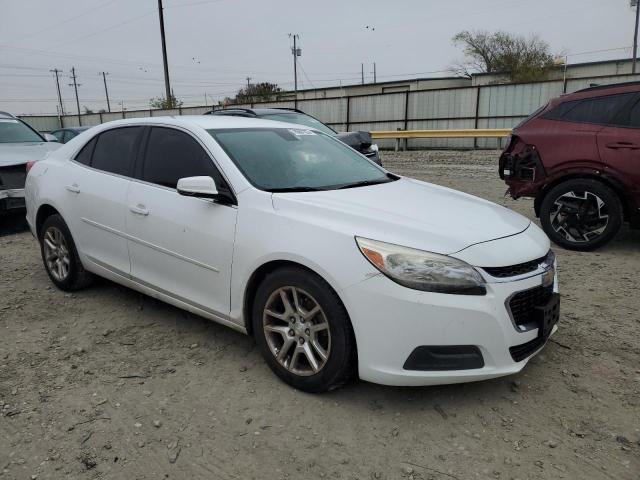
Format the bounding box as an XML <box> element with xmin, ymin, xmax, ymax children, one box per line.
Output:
<box><xmin>452</xmin><ymin>30</ymin><xmax>556</xmax><ymax>82</ymax></box>
<box><xmin>234</xmin><ymin>82</ymin><xmax>282</xmax><ymax>104</ymax></box>
<box><xmin>149</xmin><ymin>94</ymin><xmax>183</xmax><ymax>109</ymax></box>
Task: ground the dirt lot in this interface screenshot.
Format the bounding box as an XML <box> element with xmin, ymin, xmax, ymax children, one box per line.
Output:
<box><xmin>1</xmin><ymin>151</ymin><xmax>639</xmax><ymax>480</ymax></box>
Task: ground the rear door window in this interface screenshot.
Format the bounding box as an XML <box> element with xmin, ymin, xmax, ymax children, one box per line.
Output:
<box><xmin>90</xmin><ymin>127</ymin><xmax>142</xmax><ymax>176</ymax></box>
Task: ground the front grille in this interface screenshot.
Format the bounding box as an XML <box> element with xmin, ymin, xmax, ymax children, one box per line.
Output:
<box><xmin>0</xmin><ymin>164</ymin><xmax>27</xmax><ymax>190</ymax></box>
<box><xmin>508</xmin><ymin>285</ymin><xmax>554</xmax><ymax>328</ymax></box>
<box><xmin>483</xmin><ymin>255</ymin><xmax>546</xmax><ymax>278</ymax></box>
<box><xmin>509</xmin><ymin>336</ymin><xmax>545</xmax><ymax>362</ymax></box>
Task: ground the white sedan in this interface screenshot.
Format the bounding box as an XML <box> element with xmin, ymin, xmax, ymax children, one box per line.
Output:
<box><xmin>25</xmin><ymin>116</ymin><xmax>559</xmax><ymax>392</ymax></box>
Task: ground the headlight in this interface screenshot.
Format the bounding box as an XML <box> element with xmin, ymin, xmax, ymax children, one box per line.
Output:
<box><xmin>355</xmin><ymin>237</ymin><xmax>486</xmax><ymax>295</ymax></box>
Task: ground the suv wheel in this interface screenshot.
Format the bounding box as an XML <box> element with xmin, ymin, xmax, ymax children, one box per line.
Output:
<box><xmin>540</xmin><ymin>179</ymin><xmax>622</xmax><ymax>251</ymax></box>
<box><xmin>252</xmin><ymin>267</ymin><xmax>356</xmax><ymax>392</ymax></box>
<box><xmin>40</xmin><ymin>214</ymin><xmax>94</xmax><ymax>290</ymax></box>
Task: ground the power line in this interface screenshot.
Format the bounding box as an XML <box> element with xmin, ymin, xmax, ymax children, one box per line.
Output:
<box><xmin>52</xmin><ymin>9</ymin><xmax>157</xmax><ymax>48</ymax></box>
<box><xmin>18</xmin><ymin>0</ymin><xmax>119</xmax><ymax>42</ymax></box>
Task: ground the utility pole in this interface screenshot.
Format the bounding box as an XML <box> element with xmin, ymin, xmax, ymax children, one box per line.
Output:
<box><xmin>246</xmin><ymin>76</ymin><xmax>251</xmax><ymax>88</ymax></box>
<box><xmin>289</xmin><ymin>34</ymin><xmax>300</xmax><ymax>99</ymax></box>
<box><xmin>361</xmin><ymin>63</ymin><xmax>364</xmax><ymax>84</ymax></box>
<box><xmin>373</xmin><ymin>62</ymin><xmax>377</xmax><ymax>83</ymax></box>
<box><xmin>157</xmin><ymin>0</ymin><xmax>172</xmax><ymax>103</ymax></box>
<box><xmin>68</xmin><ymin>67</ymin><xmax>82</xmax><ymax>125</ymax></box>
<box><xmin>634</xmin><ymin>0</ymin><xmax>640</xmax><ymax>74</ymax></box>
<box><xmin>100</xmin><ymin>71</ymin><xmax>111</xmax><ymax>112</ymax></box>
<box><xmin>50</xmin><ymin>68</ymin><xmax>65</xmax><ymax>116</ymax></box>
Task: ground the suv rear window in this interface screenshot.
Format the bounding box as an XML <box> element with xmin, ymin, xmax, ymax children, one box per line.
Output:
<box><xmin>543</xmin><ymin>93</ymin><xmax>636</xmax><ymax>125</ymax></box>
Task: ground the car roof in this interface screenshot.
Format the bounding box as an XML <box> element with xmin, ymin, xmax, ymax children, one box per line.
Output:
<box><xmin>559</xmin><ymin>81</ymin><xmax>640</xmax><ymax>103</ymax></box>
<box><xmin>0</xmin><ymin>111</ymin><xmax>17</xmax><ymax>119</ymax></box>
<box><xmin>210</xmin><ymin>107</ymin><xmax>305</xmax><ymax>116</ymax></box>
<box><xmin>85</xmin><ymin>115</ymin><xmax>317</xmax><ymax>132</ymax></box>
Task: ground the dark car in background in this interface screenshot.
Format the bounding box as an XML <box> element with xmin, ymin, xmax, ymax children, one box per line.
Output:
<box><xmin>50</xmin><ymin>126</ymin><xmax>90</xmax><ymax>144</ymax></box>
<box><xmin>207</xmin><ymin>108</ymin><xmax>381</xmax><ymax>165</ymax></box>
<box><xmin>0</xmin><ymin>111</ymin><xmax>61</xmax><ymax>216</ymax></box>
<box><xmin>499</xmin><ymin>82</ymin><xmax>640</xmax><ymax>251</ymax></box>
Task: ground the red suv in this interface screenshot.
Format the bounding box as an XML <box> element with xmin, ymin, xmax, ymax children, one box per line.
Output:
<box><xmin>500</xmin><ymin>82</ymin><xmax>640</xmax><ymax>250</ymax></box>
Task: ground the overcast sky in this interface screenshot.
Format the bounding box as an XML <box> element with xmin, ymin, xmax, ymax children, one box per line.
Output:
<box><xmin>0</xmin><ymin>0</ymin><xmax>635</xmax><ymax>115</ymax></box>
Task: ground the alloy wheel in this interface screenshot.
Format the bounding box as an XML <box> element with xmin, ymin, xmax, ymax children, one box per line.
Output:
<box><xmin>43</xmin><ymin>227</ymin><xmax>71</xmax><ymax>282</ymax></box>
<box><xmin>549</xmin><ymin>190</ymin><xmax>609</xmax><ymax>243</ymax></box>
<box><xmin>262</xmin><ymin>286</ymin><xmax>331</xmax><ymax>376</ymax></box>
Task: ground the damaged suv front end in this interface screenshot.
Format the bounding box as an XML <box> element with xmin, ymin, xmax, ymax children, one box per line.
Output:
<box><xmin>499</xmin><ymin>135</ymin><xmax>547</xmax><ymax>198</ymax></box>
<box><xmin>499</xmin><ymin>104</ymin><xmax>549</xmax><ymax>199</ymax></box>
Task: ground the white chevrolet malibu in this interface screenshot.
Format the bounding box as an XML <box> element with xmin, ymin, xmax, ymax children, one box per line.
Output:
<box><xmin>25</xmin><ymin>116</ymin><xmax>559</xmax><ymax>392</ymax></box>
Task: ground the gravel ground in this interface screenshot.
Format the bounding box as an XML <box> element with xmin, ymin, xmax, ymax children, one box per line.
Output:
<box><xmin>0</xmin><ymin>150</ymin><xmax>639</xmax><ymax>480</ymax></box>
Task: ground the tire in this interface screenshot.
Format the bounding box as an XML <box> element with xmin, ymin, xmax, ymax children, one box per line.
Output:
<box><xmin>539</xmin><ymin>179</ymin><xmax>622</xmax><ymax>251</ymax></box>
<box><xmin>252</xmin><ymin>267</ymin><xmax>357</xmax><ymax>392</ymax></box>
<box><xmin>39</xmin><ymin>214</ymin><xmax>94</xmax><ymax>291</ymax></box>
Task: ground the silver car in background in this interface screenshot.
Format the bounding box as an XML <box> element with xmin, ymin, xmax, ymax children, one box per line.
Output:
<box><xmin>0</xmin><ymin>112</ymin><xmax>61</xmax><ymax>216</ymax></box>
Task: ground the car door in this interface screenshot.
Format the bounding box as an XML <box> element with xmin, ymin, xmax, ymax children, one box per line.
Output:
<box><xmin>597</xmin><ymin>95</ymin><xmax>640</xmax><ymax>204</ymax></box>
<box><xmin>126</xmin><ymin>126</ymin><xmax>237</xmax><ymax>319</ymax></box>
<box><xmin>65</xmin><ymin>126</ymin><xmax>143</xmax><ymax>276</ymax></box>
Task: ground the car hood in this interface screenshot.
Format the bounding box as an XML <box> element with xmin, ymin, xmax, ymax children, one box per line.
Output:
<box><xmin>271</xmin><ymin>177</ymin><xmax>531</xmax><ymax>255</ymax></box>
<box><xmin>0</xmin><ymin>142</ymin><xmax>61</xmax><ymax>167</ymax></box>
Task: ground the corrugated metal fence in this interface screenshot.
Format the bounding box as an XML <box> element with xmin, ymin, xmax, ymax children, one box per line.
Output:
<box><xmin>19</xmin><ymin>72</ymin><xmax>640</xmax><ymax>149</ymax></box>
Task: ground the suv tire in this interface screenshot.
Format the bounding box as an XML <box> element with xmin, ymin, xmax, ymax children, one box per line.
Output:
<box><xmin>540</xmin><ymin>179</ymin><xmax>622</xmax><ymax>251</ymax></box>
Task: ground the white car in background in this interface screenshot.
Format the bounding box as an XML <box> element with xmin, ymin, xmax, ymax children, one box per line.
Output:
<box><xmin>25</xmin><ymin>116</ymin><xmax>559</xmax><ymax>392</ymax></box>
<box><xmin>1</xmin><ymin>111</ymin><xmax>60</xmax><ymax>216</ymax></box>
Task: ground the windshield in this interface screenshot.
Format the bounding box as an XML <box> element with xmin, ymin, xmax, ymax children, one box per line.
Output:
<box><xmin>260</xmin><ymin>113</ymin><xmax>336</xmax><ymax>135</ymax></box>
<box><xmin>209</xmin><ymin>127</ymin><xmax>393</xmax><ymax>192</ymax></box>
<box><xmin>0</xmin><ymin>119</ymin><xmax>44</xmax><ymax>143</ymax></box>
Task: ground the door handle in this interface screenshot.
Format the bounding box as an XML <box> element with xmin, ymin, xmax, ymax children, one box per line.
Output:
<box><xmin>129</xmin><ymin>205</ymin><xmax>149</xmax><ymax>216</ymax></box>
<box><xmin>65</xmin><ymin>184</ymin><xmax>80</xmax><ymax>194</ymax></box>
<box><xmin>606</xmin><ymin>142</ymin><xmax>640</xmax><ymax>150</ymax></box>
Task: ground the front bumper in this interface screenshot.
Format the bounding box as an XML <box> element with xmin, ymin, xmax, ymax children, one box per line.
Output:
<box><xmin>341</xmin><ymin>267</ymin><xmax>558</xmax><ymax>386</ymax></box>
<box><xmin>364</xmin><ymin>150</ymin><xmax>381</xmax><ymax>166</ymax></box>
<box><xmin>0</xmin><ymin>188</ymin><xmax>26</xmax><ymax>214</ymax></box>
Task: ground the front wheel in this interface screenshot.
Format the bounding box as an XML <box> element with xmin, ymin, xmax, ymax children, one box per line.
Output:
<box><xmin>252</xmin><ymin>267</ymin><xmax>356</xmax><ymax>392</ymax></box>
<box><xmin>539</xmin><ymin>179</ymin><xmax>622</xmax><ymax>251</ymax></box>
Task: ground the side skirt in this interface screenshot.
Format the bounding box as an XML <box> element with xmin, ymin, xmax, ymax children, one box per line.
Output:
<box><xmin>83</xmin><ymin>255</ymin><xmax>247</xmax><ymax>335</ymax></box>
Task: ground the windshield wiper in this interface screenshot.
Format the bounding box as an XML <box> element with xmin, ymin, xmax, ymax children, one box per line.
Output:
<box><xmin>266</xmin><ymin>186</ymin><xmax>327</xmax><ymax>193</ymax></box>
<box><xmin>337</xmin><ymin>179</ymin><xmax>391</xmax><ymax>189</ymax></box>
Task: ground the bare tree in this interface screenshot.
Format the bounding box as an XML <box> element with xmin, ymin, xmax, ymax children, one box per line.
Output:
<box><xmin>451</xmin><ymin>30</ymin><xmax>556</xmax><ymax>82</ymax></box>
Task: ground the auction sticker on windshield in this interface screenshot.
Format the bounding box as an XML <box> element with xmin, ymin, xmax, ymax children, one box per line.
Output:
<box><xmin>288</xmin><ymin>128</ymin><xmax>316</xmax><ymax>136</ymax></box>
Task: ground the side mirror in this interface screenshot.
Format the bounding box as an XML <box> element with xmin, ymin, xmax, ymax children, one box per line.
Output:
<box><xmin>43</xmin><ymin>133</ymin><xmax>59</xmax><ymax>142</ymax></box>
<box><xmin>177</xmin><ymin>176</ymin><xmax>219</xmax><ymax>199</ymax></box>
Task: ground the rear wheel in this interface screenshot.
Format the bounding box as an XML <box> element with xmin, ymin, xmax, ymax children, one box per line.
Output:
<box><xmin>40</xmin><ymin>214</ymin><xmax>93</xmax><ymax>291</ymax></box>
<box><xmin>539</xmin><ymin>179</ymin><xmax>622</xmax><ymax>251</ymax></box>
<box><xmin>252</xmin><ymin>267</ymin><xmax>356</xmax><ymax>392</ymax></box>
